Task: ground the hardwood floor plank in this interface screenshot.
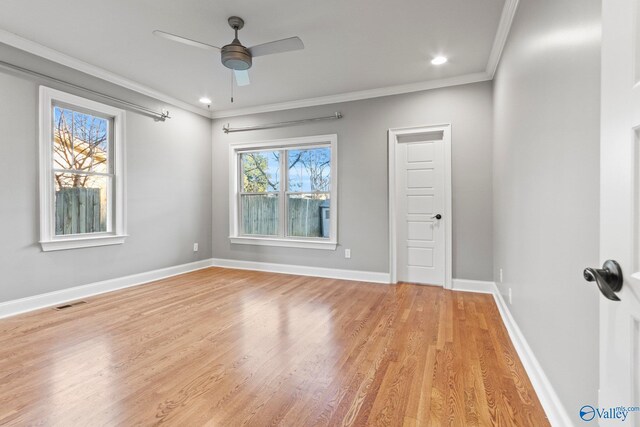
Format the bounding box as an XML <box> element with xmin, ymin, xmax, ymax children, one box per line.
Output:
<box><xmin>0</xmin><ymin>268</ymin><xmax>549</xmax><ymax>426</ymax></box>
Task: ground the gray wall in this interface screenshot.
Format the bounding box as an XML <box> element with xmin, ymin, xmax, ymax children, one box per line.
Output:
<box><xmin>0</xmin><ymin>5</ymin><xmax>604</xmax><ymax>418</ymax></box>
<box><xmin>492</xmin><ymin>0</ymin><xmax>601</xmax><ymax>420</ymax></box>
<box><xmin>212</xmin><ymin>81</ymin><xmax>494</xmax><ymax>280</ymax></box>
<box><xmin>0</xmin><ymin>45</ymin><xmax>213</xmax><ymax>303</ymax></box>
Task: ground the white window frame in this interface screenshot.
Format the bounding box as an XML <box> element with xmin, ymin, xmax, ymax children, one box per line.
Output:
<box><xmin>229</xmin><ymin>134</ymin><xmax>338</xmax><ymax>250</ymax></box>
<box><xmin>39</xmin><ymin>86</ymin><xmax>127</xmax><ymax>251</ymax></box>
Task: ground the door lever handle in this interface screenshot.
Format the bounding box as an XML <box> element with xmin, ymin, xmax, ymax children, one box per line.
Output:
<box><xmin>583</xmin><ymin>260</ymin><xmax>623</xmax><ymax>301</ymax></box>
<box><xmin>431</xmin><ymin>214</ymin><xmax>442</xmax><ymax>220</ymax></box>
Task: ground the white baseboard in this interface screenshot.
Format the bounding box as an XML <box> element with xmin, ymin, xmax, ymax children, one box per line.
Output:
<box><xmin>451</xmin><ymin>278</ymin><xmax>496</xmax><ymax>294</ymax></box>
<box><xmin>452</xmin><ymin>279</ymin><xmax>572</xmax><ymax>426</ymax></box>
<box><xmin>490</xmin><ymin>283</ymin><xmax>574</xmax><ymax>427</ymax></box>
<box><xmin>0</xmin><ymin>257</ymin><xmax>571</xmax><ymax>426</ymax></box>
<box><xmin>210</xmin><ymin>258</ymin><xmax>391</xmax><ymax>284</ymax></box>
<box><xmin>0</xmin><ymin>258</ymin><xmax>386</xmax><ymax>320</ymax></box>
<box><xmin>0</xmin><ymin>259</ymin><xmax>213</xmax><ymax>320</ymax></box>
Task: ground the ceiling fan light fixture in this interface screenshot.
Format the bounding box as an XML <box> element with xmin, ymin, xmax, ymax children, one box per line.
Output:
<box><xmin>221</xmin><ymin>43</ymin><xmax>252</xmax><ymax>70</ymax></box>
<box><xmin>154</xmin><ymin>14</ymin><xmax>304</xmax><ymax>87</ymax></box>
<box><xmin>199</xmin><ymin>97</ymin><xmax>212</xmax><ymax>104</ymax></box>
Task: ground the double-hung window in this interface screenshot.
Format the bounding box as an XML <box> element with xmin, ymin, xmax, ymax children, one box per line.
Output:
<box><xmin>39</xmin><ymin>86</ymin><xmax>126</xmax><ymax>251</ymax></box>
<box><xmin>229</xmin><ymin>134</ymin><xmax>337</xmax><ymax>250</ymax></box>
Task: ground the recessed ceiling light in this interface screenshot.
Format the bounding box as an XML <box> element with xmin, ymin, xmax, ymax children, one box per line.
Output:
<box><xmin>199</xmin><ymin>97</ymin><xmax>212</xmax><ymax>104</ymax></box>
<box><xmin>431</xmin><ymin>56</ymin><xmax>448</xmax><ymax>65</ymax></box>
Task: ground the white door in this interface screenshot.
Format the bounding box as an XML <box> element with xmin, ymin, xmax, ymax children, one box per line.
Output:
<box><xmin>394</xmin><ymin>129</ymin><xmax>447</xmax><ymax>286</ymax></box>
<box><xmin>598</xmin><ymin>1</ymin><xmax>640</xmax><ymax>423</ymax></box>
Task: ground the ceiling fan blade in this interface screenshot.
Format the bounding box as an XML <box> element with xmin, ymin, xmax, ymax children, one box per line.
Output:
<box><xmin>153</xmin><ymin>30</ymin><xmax>220</xmax><ymax>50</ymax></box>
<box><xmin>234</xmin><ymin>69</ymin><xmax>251</xmax><ymax>86</ymax></box>
<box><xmin>248</xmin><ymin>36</ymin><xmax>304</xmax><ymax>58</ymax></box>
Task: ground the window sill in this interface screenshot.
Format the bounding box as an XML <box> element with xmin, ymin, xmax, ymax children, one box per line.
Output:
<box><xmin>40</xmin><ymin>234</ymin><xmax>127</xmax><ymax>252</ymax></box>
<box><xmin>229</xmin><ymin>236</ymin><xmax>337</xmax><ymax>250</ymax></box>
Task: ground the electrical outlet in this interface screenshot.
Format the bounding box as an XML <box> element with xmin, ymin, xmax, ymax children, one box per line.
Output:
<box><xmin>193</xmin><ymin>243</ymin><xmax>199</xmax><ymax>252</ymax></box>
<box><xmin>508</xmin><ymin>288</ymin><xmax>513</xmax><ymax>305</ymax></box>
<box><xmin>344</xmin><ymin>249</ymin><xmax>351</xmax><ymax>259</ymax></box>
<box><xmin>499</xmin><ymin>268</ymin><xmax>503</xmax><ymax>283</ymax></box>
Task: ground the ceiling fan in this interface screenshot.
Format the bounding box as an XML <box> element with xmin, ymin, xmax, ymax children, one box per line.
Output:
<box><xmin>153</xmin><ymin>16</ymin><xmax>304</xmax><ymax>87</ymax></box>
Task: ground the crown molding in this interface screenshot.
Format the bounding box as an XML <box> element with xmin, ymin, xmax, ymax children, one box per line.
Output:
<box><xmin>486</xmin><ymin>0</ymin><xmax>519</xmax><ymax>78</ymax></box>
<box><xmin>0</xmin><ymin>0</ymin><xmax>518</xmax><ymax>121</ymax></box>
<box><xmin>210</xmin><ymin>0</ymin><xmax>518</xmax><ymax>119</ymax></box>
<box><xmin>0</xmin><ymin>28</ymin><xmax>211</xmax><ymax>118</ymax></box>
<box><xmin>210</xmin><ymin>72</ymin><xmax>491</xmax><ymax>119</ymax></box>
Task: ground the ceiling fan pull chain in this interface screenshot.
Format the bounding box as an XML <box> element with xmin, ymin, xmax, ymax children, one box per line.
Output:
<box><xmin>231</xmin><ymin>70</ymin><xmax>234</xmax><ymax>103</ymax></box>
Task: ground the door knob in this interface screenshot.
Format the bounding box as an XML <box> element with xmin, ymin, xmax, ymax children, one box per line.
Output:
<box><xmin>583</xmin><ymin>260</ymin><xmax>623</xmax><ymax>301</ymax></box>
<box><xmin>431</xmin><ymin>214</ymin><xmax>442</xmax><ymax>220</ymax></box>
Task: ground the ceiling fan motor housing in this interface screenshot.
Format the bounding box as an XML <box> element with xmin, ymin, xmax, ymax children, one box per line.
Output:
<box><xmin>221</xmin><ymin>42</ymin><xmax>252</xmax><ymax>70</ymax></box>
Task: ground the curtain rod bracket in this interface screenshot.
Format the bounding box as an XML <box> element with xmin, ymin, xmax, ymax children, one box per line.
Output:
<box><xmin>159</xmin><ymin>109</ymin><xmax>171</xmax><ymax>121</ymax></box>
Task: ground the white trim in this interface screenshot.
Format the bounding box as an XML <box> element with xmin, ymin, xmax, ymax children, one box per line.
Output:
<box><xmin>452</xmin><ymin>279</ymin><xmax>573</xmax><ymax>426</ymax></box>
<box><xmin>228</xmin><ymin>134</ymin><xmax>338</xmax><ymax>248</ymax></box>
<box><xmin>211</xmin><ymin>72</ymin><xmax>491</xmax><ymax>119</ymax></box>
<box><xmin>39</xmin><ymin>86</ymin><xmax>127</xmax><ymax>251</ymax></box>
<box><xmin>486</xmin><ymin>0</ymin><xmax>520</xmax><ymax>78</ymax></box>
<box><xmin>229</xmin><ymin>236</ymin><xmax>337</xmax><ymax>250</ymax></box>
<box><xmin>388</xmin><ymin>124</ymin><xmax>453</xmax><ymax>289</ymax></box>
<box><xmin>0</xmin><ymin>0</ymin><xmax>517</xmax><ymax>121</ymax></box>
<box><xmin>211</xmin><ymin>0</ymin><xmax>516</xmax><ymax>118</ymax></box>
<box><xmin>40</xmin><ymin>235</ymin><xmax>128</xmax><ymax>251</ymax></box>
<box><xmin>0</xmin><ymin>1</ymin><xmax>516</xmax><ymax>120</ymax></box>
<box><xmin>211</xmin><ymin>258</ymin><xmax>390</xmax><ymax>283</ymax></box>
<box><xmin>490</xmin><ymin>283</ymin><xmax>574</xmax><ymax>427</ymax></box>
<box><xmin>451</xmin><ymin>278</ymin><xmax>495</xmax><ymax>294</ymax></box>
<box><xmin>0</xmin><ymin>28</ymin><xmax>210</xmax><ymax>118</ymax></box>
<box><xmin>228</xmin><ymin>134</ymin><xmax>337</xmax><ymax>151</ymax></box>
<box><xmin>0</xmin><ymin>259</ymin><xmax>213</xmax><ymax>320</ymax></box>
<box><xmin>0</xmin><ymin>254</ymin><xmax>570</xmax><ymax>427</ymax></box>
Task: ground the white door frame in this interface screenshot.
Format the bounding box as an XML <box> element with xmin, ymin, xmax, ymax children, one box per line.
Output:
<box><xmin>388</xmin><ymin>124</ymin><xmax>453</xmax><ymax>288</ymax></box>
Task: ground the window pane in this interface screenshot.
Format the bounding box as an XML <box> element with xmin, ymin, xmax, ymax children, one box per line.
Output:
<box><xmin>54</xmin><ymin>173</ymin><xmax>109</xmax><ymax>235</ymax></box>
<box><xmin>287</xmin><ymin>147</ymin><xmax>331</xmax><ymax>192</ymax></box>
<box><xmin>287</xmin><ymin>193</ymin><xmax>330</xmax><ymax>238</ymax></box>
<box><xmin>53</xmin><ymin>106</ymin><xmax>109</xmax><ymax>173</ymax></box>
<box><xmin>241</xmin><ymin>151</ymin><xmax>280</xmax><ymax>192</ymax></box>
<box><xmin>241</xmin><ymin>194</ymin><xmax>279</xmax><ymax>236</ymax></box>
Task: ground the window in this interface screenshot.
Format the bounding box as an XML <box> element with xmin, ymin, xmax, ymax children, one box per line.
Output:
<box><xmin>229</xmin><ymin>134</ymin><xmax>337</xmax><ymax>250</ymax></box>
<box><xmin>39</xmin><ymin>86</ymin><xmax>126</xmax><ymax>251</ymax></box>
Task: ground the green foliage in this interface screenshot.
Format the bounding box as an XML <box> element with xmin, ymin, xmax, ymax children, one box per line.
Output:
<box><xmin>242</xmin><ymin>152</ymin><xmax>279</xmax><ymax>192</ymax></box>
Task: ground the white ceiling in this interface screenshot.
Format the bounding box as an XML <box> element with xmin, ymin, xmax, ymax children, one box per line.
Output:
<box><xmin>0</xmin><ymin>0</ymin><xmax>506</xmax><ymax>116</ymax></box>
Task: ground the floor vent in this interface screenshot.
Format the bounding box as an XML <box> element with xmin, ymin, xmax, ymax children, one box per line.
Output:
<box><xmin>54</xmin><ymin>301</ymin><xmax>87</xmax><ymax>311</ymax></box>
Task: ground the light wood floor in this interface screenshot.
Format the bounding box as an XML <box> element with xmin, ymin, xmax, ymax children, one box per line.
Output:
<box><xmin>0</xmin><ymin>268</ymin><xmax>549</xmax><ymax>426</ymax></box>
